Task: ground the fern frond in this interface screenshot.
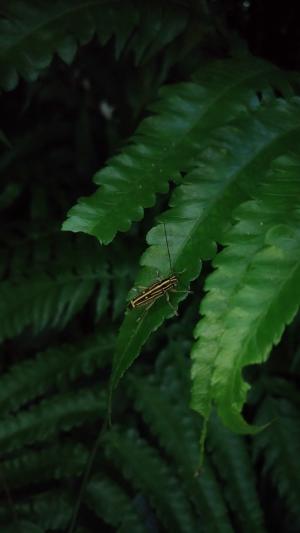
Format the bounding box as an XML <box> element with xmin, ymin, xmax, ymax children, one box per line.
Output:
<box><xmin>208</xmin><ymin>412</ymin><xmax>265</xmax><ymax>533</ymax></box>
<box><xmin>63</xmin><ymin>56</ymin><xmax>289</xmax><ymax>244</ymax></box>
<box><xmin>0</xmin><ymin>235</ymin><xmax>107</xmax><ymax>342</ymax></box>
<box><xmin>254</xmin><ymin>396</ymin><xmax>300</xmax><ymax>524</ymax></box>
<box><xmin>0</xmin><ymin>333</ymin><xmax>113</xmax><ymax>414</ymax></box>
<box><xmin>2</xmin><ymin>442</ymin><xmax>88</xmax><ymax>489</ymax></box>
<box><xmin>0</xmin><ymin>0</ymin><xmax>189</xmax><ymax>91</ymax></box>
<box><xmin>0</xmin><ymin>489</ymin><xmax>72</xmax><ymax>531</ymax></box>
<box><xmin>191</xmin><ymin>152</ymin><xmax>300</xmax><ymax>432</ymax></box>
<box><xmin>261</xmin><ymin>377</ymin><xmax>300</xmax><ymax>410</ymax></box>
<box><xmin>105</xmin><ymin>428</ymin><xmax>198</xmax><ymax>533</ymax></box>
<box><xmin>129</xmin><ymin>375</ymin><xmax>234</xmax><ymax>533</ymax></box>
<box><xmin>0</xmin><ymin>388</ymin><xmax>105</xmax><ymax>454</ymax></box>
<box><xmin>22</xmin><ymin>490</ymin><xmax>72</xmax><ymax>531</ymax></box>
<box><xmin>110</xmin><ymin>99</ymin><xmax>300</xmax><ymax>399</ymax></box>
<box><xmin>86</xmin><ymin>475</ymin><xmax>145</xmax><ymax>532</ymax></box>
<box><xmin>2</xmin><ymin>519</ymin><xmax>43</xmax><ymax>533</ymax></box>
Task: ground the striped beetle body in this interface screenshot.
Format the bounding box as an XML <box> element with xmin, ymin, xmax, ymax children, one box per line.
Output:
<box><xmin>129</xmin><ymin>274</ymin><xmax>178</xmax><ymax>309</ymax></box>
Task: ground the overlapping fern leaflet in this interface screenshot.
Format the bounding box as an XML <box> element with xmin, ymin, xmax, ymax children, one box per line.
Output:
<box><xmin>208</xmin><ymin>412</ymin><xmax>265</xmax><ymax>533</ymax></box>
<box><xmin>63</xmin><ymin>56</ymin><xmax>291</xmax><ymax>244</ymax></box>
<box><xmin>86</xmin><ymin>476</ymin><xmax>145</xmax><ymax>532</ymax></box>
<box><xmin>128</xmin><ymin>374</ymin><xmax>233</xmax><ymax>532</ymax></box>
<box><xmin>0</xmin><ymin>474</ymin><xmax>146</xmax><ymax>532</ymax></box>
<box><xmin>104</xmin><ymin>428</ymin><xmax>198</xmax><ymax>533</ymax></box>
<box><xmin>0</xmin><ymin>387</ymin><xmax>106</xmax><ymax>454</ymax></box>
<box><xmin>191</xmin><ymin>153</ymin><xmax>300</xmax><ymax>433</ymax></box>
<box><xmin>0</xmin><ymin>333</ymin><xmax>113</xmax><ymax>414</ymax></box>
<box><xmin>110</xmin><ymin>98</ymin><xmax>300</xmax><ymax>398</ymax></box>
<box><xmin>254</xmin><ymin>394</ymin><xmax>300</xmax><ymax>527</ymax></box>
<box><xmin>0</xmin><ymin>0</ymin><xmax>189</xmax><ymax>90</ymax></box>
<box><xmin>0</xmin><ymin>234</ymin><xmax>107</xmax><ymax>342</ymax></box>
<box><xmin>2</xmin><ymin>443</ymin><xmax>88</xmax><ymax>489</ymax></box>
<box><xmin>0</xmin><ymin>489</ymin><xmax>73</xmax><ymax>531</ymax></box>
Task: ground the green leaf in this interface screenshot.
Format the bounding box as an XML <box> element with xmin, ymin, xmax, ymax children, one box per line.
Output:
<box><xmin>129</xmin><ymin>375</ymin><xmax>234</xmax><ymax>533</ymax></box>
<box><xmin>0</xmin><ymin>489</ymin><xmax>73</xmax><ymax>531</ymax></box>
<box><xmin>191</xmin><ymin>152</ymin><xmax>300</xmax><ymax>432</ymax></box>
<box><xmin>0</xmin><ymin>333</ymin><xmax>113</xmax><ymax>414</ymax></box>
<box><xmin>254</xmin><ymin>396</ymin><xmax>300</xmax><ymax>524</ymax></box>
<box><xmin>63</xmin><ymin>56</ymin><xmax>289</xmax><ymax>244</ymax></box>
<box><xmin>110</xmin><ymin>99</ymin><xmax>300</xmax><ymax>403</ymax></box>
<box><xmin>105</xmin><ymin>428</ymin><xmax>198</xmax><ymax>533</ymax></box>
<box><xmin>0</xmin><ymin>388</ymin><xmax>106</xmax><ymax>453</ymax></box>
<box><xmin>261</xmin><ymin>377</ymin><xmax>300</xmax><ymax>410</ymax></box>
<box><xmin>124</xmin><ymin>2</ymin><xmax>188</xmax><ymax>65</ymax></box>
<box><xmin>208</xmin><ymin>412</ymin><xmax>265</xmax><ymax>533</ymax></box>
<box><xmin>2</xmin><ymin>443</ymin><xmax>88</xmax><ymax>488</ymax></box>
<box><xmin>86</xmin><ymin>476</ymin><xmax>145</xmax><ymax>532</ymax></box>
<box><xmin>0</xmin><ymin>235</ymin><xmax>107</xmax><ymax>342</ymax></box>
<box><xmin>0</xmin><ymin>0</ymin><xmax>190</xmax><ymax>91</ymax></box>
<box><xmin>109</xmin><ymin>219</ymin><xmax>209</xmax><ymax>400</ymax></box>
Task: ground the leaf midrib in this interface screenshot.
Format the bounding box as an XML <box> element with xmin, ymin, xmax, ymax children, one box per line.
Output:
<box><xmin>172</xmin><ymin>120</ymin><xmax>300</xmax><ymax>273</ymax></box>
<box><xmin>76</xmin><ymin>64</ymin><xmax>280</xmax><ymax>235</ymax></box>
<box><xmin>220</xmin><ymin>241</ymin><xmax>300</xmax><ymax>404</ymax></box>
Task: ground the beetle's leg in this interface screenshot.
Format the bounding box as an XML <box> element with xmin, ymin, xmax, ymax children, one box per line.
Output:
<box><xmin>165</xmin><ymin>291</ymin><xmax>178</xmax><ymax>316</ymax></box>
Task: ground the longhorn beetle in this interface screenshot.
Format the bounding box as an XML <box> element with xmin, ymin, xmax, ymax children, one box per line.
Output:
<box><xmin>129</xmin><ymin>223</ymin><xmax>184</xmax><ymax>315</ymax></box>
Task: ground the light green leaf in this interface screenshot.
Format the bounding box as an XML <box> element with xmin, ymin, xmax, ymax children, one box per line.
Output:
<box><xmin>191</xmin><ymin>153</ymin><xmax>300</xmax><ymax>432</ymax></box>
<box><xmin>63</xmin><ymin>57</ymin><xmax>289</xmax><ymax>244</ymax></box>
<box><xmin>111</xmin><ymin>100</ymin><xmax>300</xmax><ymax>405</ymax></box>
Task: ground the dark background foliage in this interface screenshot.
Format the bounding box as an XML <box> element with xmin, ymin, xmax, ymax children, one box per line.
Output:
<box><xmin>0</xmin><ymin>1</ymin><xmax>299</xmax><ymax>532</ymax></box>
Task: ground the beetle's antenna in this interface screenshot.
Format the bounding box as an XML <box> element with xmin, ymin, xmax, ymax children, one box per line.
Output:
<box><xmin>163</xmin><ymin>222</ymin><xmax>173</xmax><ymax>273</ymax></box>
